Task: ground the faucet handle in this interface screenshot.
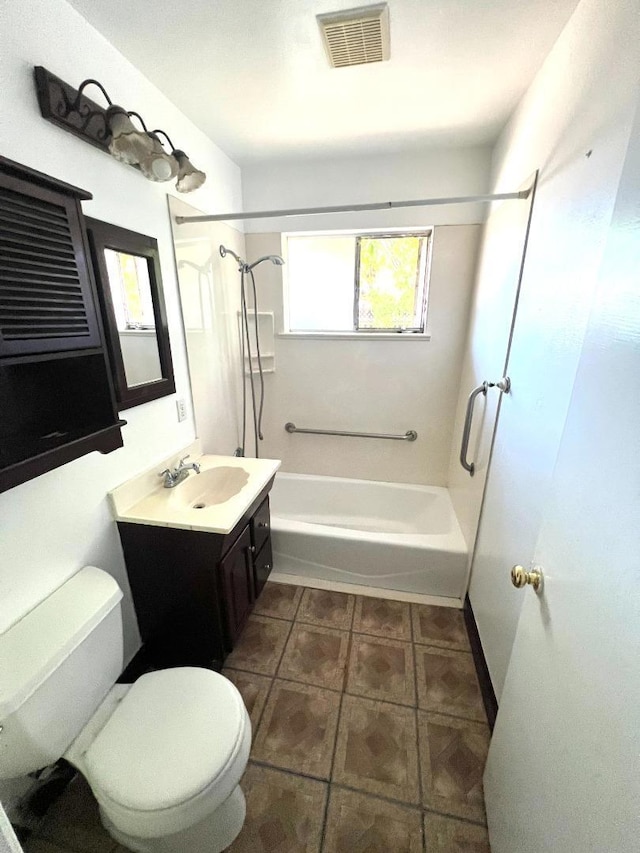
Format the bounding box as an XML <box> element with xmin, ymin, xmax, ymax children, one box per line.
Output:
<box><xmin>178</xmin><ymin>455</ymin><xmax>190</xmax><ymax>467</ymax></box>
<box><xmin>158</xmin><ymin>468</ymin><xmax>171</xmax><ymax>477</ymax></box>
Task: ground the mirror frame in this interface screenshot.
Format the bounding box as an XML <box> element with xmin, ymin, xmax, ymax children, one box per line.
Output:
<box><xmin>85</xmin><ymin>217</ymin><xmax>175</xmax><ymax>410</ymax></box>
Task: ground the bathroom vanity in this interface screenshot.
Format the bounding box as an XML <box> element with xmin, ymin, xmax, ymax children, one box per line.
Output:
<box><xmin>109</xmin><ymin>449</ymin><xmax>279</xmax><ymax>674</ymax></box>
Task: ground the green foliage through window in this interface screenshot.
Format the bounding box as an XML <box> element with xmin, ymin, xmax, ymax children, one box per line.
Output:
<box><xmin>357</xmin><ymin>235</ymin><xmax>427</xmax><ymax>330</ymax></box>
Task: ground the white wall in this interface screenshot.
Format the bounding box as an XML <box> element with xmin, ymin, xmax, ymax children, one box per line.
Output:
<box><xmin>0</xmin><ymin>0</ymin><xmax>242</xmax><ymax>668</ymax></box>
<box><xmin>453</xmin><ymin>0</ymin><xmax>640</xmax><ymax>695</ymax></box>
<box><xmin>246</xmin><ymin>226</ymin><xmax>480</xmax><ymax>484</ymax></box>
<box><xmin>242</xmin><ymin>147</ymin><xmax>492</xmax><ymax>231</ymax></box>
<box><xmin>242</xmin><ymin>147</ymin><xmax>490</xmax><ymax>484</ymax></box>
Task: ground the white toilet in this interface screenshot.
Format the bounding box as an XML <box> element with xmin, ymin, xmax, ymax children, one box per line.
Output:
<box><xmin>0</xmin><ymin>566</ymin><xmax>251</xmax><ymax>852</ymax></box>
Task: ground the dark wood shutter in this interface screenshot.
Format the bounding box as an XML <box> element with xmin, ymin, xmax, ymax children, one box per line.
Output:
<box><xmin>0</xmin><ymin>172</ymin><xmax>100</xmax><ymax>357</ymax></box>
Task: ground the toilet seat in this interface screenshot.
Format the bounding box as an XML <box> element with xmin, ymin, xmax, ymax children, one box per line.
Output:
<box><xmin>82</xmin><ymin>668</ymin><xmax>251</xmax><ymax>839</ymax></box>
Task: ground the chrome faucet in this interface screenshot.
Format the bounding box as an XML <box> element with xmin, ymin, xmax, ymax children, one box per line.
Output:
<box><xmin>159</xmin><ymin>455</ymin><xmax>201</xmax><ymax>488</ymax></box>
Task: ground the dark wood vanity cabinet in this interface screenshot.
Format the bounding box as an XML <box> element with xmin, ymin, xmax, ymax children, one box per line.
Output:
<box><xmin>220</xmin><ymin>525</ymin><xmax>255</xmax><ymax>645</ymax></box>
<box><xmin>118</xmin><ymin>492</ymin><xmax>274</xmax><ymax>677</ymax></box>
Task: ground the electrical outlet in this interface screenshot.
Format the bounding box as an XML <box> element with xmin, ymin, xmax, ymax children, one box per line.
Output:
<box><xmin>176</xmin><ymin>398</ymin><xmax>187</xmax><ymax>422</ymax></box>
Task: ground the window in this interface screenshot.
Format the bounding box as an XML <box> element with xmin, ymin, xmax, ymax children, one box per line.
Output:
<box><xmin>284</xmin><ymin>229</ymin><xmax>432</xmax><ymax>335</ymax></box>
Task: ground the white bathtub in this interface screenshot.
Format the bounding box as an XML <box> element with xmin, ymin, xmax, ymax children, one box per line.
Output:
<box><xmin>269</xmin><ymin>473</ymin><xmax>468</xmax><ymax>600</ymax></box>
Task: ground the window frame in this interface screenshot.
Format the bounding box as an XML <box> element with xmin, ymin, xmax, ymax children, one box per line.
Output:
<box><xmin>353</xmin><ymin>231</ymin><xmax>431</xmax><ymax>333</ymax></box>
<box><xmin>282</xmin><ymin>226</ymin><xmax>433</xmax><ymax>338</ymax></box>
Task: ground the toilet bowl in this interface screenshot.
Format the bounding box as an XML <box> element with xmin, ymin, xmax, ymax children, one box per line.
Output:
<box><xmin>0</xmin><ymin>567</ymin><xmax>251</xmax><ymax>852</ymax></box>
<box><xmin>70</xmin><ymin>668</ymin><xmax>251</xmax><ymax>852</ymax></box>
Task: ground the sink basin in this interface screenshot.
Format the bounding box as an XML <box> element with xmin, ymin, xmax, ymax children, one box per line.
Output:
<box><xmin>170</xmin><ymin>466</ymin><xmax>250</xmax><ymax>509</ymax></box>
<box><xmin>108</xmin><ymin>447</ymin><xmax>281</xmax><ymax>535</ymax></box>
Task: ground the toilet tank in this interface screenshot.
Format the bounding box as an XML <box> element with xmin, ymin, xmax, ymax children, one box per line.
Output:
<box><xmin>0</xmin><ymin>567</ymin><xmax>123</xmax><ymax>779</ymax></box>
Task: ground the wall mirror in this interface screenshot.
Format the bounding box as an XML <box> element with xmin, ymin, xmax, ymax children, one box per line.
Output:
<box><xmin>86</xmin><ymin>218</ymin><xmax>175</xmax><ymax>409</ymax></box>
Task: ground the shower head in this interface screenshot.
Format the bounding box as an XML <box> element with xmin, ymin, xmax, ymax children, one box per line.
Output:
<box><xmin>246</xmin><ymin>254</ymin><xmax>285</xmax><ymax>271</ymax></box>
<box><xmin>220</xmin><ymin>245</ymin><xmax>284</xmax><ymax>273</ymax></box>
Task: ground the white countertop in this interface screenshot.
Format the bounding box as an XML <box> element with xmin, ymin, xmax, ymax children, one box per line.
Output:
<box><xmin>109</xmin><ymin>445</ymin><xmax>280</xmax><ymax>535</ymax></box>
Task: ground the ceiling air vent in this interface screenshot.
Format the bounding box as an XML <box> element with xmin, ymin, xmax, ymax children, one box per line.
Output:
<box><xmin>318</xmin><ymin>3</ymin><xmax>390</xmax><ymax>69</ymax></box>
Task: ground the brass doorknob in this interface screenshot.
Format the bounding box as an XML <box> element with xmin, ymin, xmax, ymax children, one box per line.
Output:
<box><xmin>511</xmin><ymin>564</ymin><xmax>543</xmax><ymax>592</ymax></box>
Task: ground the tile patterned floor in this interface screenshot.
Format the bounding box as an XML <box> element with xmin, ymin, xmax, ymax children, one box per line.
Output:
<box><xmin>20</xmin><ymin>583</ymin><xmax>491</xmax><ymax>852</ymax></box>
<box><xmin>226</xmin><ymin>584</ymin><xmax>492</xmax><ymax>852</ymax></box>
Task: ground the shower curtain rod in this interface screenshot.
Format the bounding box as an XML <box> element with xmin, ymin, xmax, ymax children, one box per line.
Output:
<box><xmin>174</xmin><ymin>188</ymin><xmax>531</xmax><ymax>224</ymax></box>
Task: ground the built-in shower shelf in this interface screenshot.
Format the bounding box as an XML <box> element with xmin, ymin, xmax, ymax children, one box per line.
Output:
<box><xmin>237</xmin><ymin>311</ymin><xmax>275</xmax><ymax>374</ymax></box>
<box><xmin>244</xmin><ymin>353</ymin><xmax>275</xmax><ymax>375</ymax></box>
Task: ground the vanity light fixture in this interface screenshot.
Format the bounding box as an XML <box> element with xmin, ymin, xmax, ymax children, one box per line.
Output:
<box><xmin>127</xmin><ymin>115</ymin><xmax>179</xmax><ymax>183</ymax></box>
<box><xmin>106</xmin><ymin>108</ymin><xmax>155</xmax><ymax>166</ymax></box>
<box><xmin>34</xmin><ymin>66</ymin><xmax>206</xmax><ymax>193</ymax></box>
<box><xmin>152</xmin><ymin>129</ymin><xmax>206</xmax><ymax>192</ymax></box>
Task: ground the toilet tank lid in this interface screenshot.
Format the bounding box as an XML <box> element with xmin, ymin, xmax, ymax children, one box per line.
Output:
<box><xmin>0</xmin><ymin>567</ymin><xmax>122</xmax><ymax>718</ymax></box>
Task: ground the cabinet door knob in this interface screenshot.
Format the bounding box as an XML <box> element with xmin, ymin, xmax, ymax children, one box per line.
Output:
<box><xmin>258</xmin><ymin>521</ymin><xmax>269</xmax><ymax>529</ymax></box>
<box><xmin>250</xmin><ymin>545</ymin><xmax>256</xmax><ymax>555</ymax></box>
<box><xmin>265</xmin><ymin>564</ymin><xmax>271</xmax><ymax>571</ymax></box>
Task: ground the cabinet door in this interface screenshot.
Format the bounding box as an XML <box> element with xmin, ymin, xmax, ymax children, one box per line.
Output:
<box><xmin>251</xmin><ymin>496</ymin><xmax>270</xmax><ymax>554</ymax></box>
<box><xmin>0</xmin><ymin>171</ymin><xmax>101</xmax><ymax>357</ymax></box>
<box><xmin>253</xmin><ymin>537</ymin><xmax>273</xmax><ymax>597</ymax></box>
<box><xmin>219</xmin><ymin>526</ymin><xmax>255</xmax><ymax>645</ymax></box>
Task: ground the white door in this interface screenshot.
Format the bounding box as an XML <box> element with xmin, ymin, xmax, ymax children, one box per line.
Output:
<box><xmin>468</xmin><ymin>123</ymin><xmax>635</xmax><ymax>701</ymax></box>
<box><xmin>484</xmin><ymin>97</ymin><xmax>640</xmax><ymax>852</ymax></box>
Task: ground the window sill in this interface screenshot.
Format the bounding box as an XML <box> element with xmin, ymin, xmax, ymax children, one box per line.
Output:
<box><xmin>277</xmin><ymin>332</ymin><xmax>432</xmax><ymax>341</ymax></box>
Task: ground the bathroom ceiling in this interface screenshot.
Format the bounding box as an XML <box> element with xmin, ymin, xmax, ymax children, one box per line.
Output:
<box><xmin>66</xmin><ymin>0</ymin><xmax>580</xmax><ymax>164</ymax></box>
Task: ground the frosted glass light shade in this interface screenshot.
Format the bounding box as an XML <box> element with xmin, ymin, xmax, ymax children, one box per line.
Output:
<box><xmin>174</xmin><ymin>151</ymin><xmax>206</xmax><ymax>192</ymax></box>
<box><xmin>107</xmin><ymin>108</ymin><xmax>154</xmax><ymax>166</ymax></box>
<box><xmin>138</xmin><ymin>134</ymin><xmax>179</xmax><ymax>182</ymax></box>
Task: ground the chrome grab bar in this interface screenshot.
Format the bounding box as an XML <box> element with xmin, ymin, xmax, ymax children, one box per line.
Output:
<box><xmin>285</xmin><ymin>422</ymin><xmax>418</xmax><ymax>441</ymax></box>
<box><xmin>460</xmin><ymin>377</ymin><xmax>511</xmax><ymax>476</ymax></box>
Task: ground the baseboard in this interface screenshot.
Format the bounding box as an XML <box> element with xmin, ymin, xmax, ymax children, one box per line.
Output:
<box><xmin>463</xmin><ymin>594</ymin><xmax>498</xmax><ymax>731</ymax></box>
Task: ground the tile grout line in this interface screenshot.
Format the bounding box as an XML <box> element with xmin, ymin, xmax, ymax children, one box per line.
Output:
<box><xmin>422</xmin><ymin>805</ymin><xmax>489</xmax><ymax>829</ymax></box>
<box><xmin>251</xmin><ymin>675</ymin><xmax>273</xmax><ymax>734</ymax></box>
<box><xmin>321</xmin><ymin>593</ymin><xmax>353</xmax><ymax>852</ymax></box>
<box><xmin>319</xmin><ymin>617</ymin><xmax>353</xmax><ymax>853</ymax></box>
<box><xmin>413</xmin><ymin>638</ymin><xmax>472</xmax><ymax>653</ymax></box>
<box><xmin>229</xmin><ymin>645</ymin><xmax>423</xmax><ymax>712</ymax></box>
<box><xmin>247</xmin><ymin>756</ymin><xmax>490</xmax><ymax>829</ymax></box>
<box><xmin>226</xmin><ymin>661</ymin><xmax>488</xmax><ymax>722</ymax></box>
<box><xmin>409</xmin><ymin>606</ymin><xmax>428</xmax><ymax>853</ymax></box>
<box><xmin>246</xmin><ymin>758</ymin><xmax>423</xmax><ymax>815</ymax></box>
<box><xmin>247</xmin><ymin>754</ymin><xmax>489</xmax><ymax>831</ymax></box>
<box><xmin>351</xmin><ymin>627</ymin><xmax>415</xmax><ymax>643</ymax></box>
<box><xmin>291</xmin><ymin>585</ymin><xmax>305</xmax><ymax>621</ymax></box>
<box><xmin>324</xmin><ymin>585</ymin><xmax>356</xmax><ymax>850</ymax></box>
<box><xmin>245</xmin><ymin>609</ymin><xmax>299</xmax><ymax>749</ymax></box>
<box><xmin>410</xmin><ymin>604</ymin><xmax>428</xmax><ymax>853</ymax></box>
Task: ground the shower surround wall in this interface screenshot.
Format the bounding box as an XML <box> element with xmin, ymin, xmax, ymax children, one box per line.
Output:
<box><xmin>170</xmin><ymin>196</ymin><xmax>246</xmax><ymax>456</ymax></box>
<box><xmin>242</xmin><ymin>147</ymin><xmax>491</xmax><ymax>485</ymax></box>
<box><xmin>245</xmin><ymin>226</ymin><xmax>480</xmax><ymax>485</ymax></box>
